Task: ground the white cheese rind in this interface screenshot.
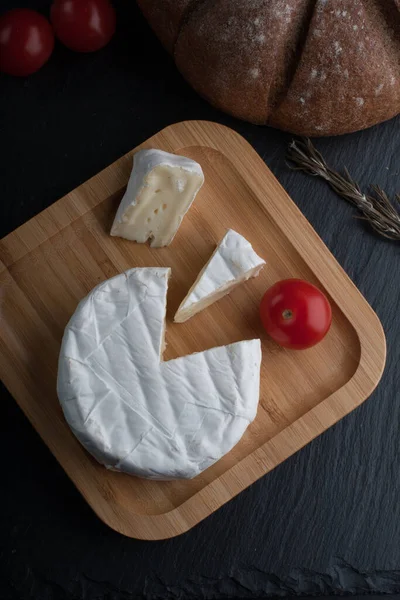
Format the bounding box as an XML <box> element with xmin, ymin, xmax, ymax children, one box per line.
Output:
<box><xmin>174</xmin><ymin>229</ymin><xmax>265</xmax><ymax>323</ymax></box>
<box><xmin>111</xmin><ymin>149</ymin><xmax>204</xmax><ymax>247</ymax></box>
<box><xmin>57</xmin><ymin>268</ymin><xmax>261</xmax><ymax>480</ymax></box>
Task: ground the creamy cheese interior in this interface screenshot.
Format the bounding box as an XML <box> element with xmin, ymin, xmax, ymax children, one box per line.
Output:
<box><xmin>112</xmin><ymin>165</ymin><xmax>203</xmax><ymax>247</ymax></box>
<box><xmin>175</xmin><ymin>264</ymin><xmax>263</xmax><ymax>323</ymax></box>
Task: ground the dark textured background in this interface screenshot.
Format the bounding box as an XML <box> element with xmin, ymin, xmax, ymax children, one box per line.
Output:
<box><xmin>1</xmin><ymin>1</ymin><xmax>400</xmax><ymax>599</ymax></box>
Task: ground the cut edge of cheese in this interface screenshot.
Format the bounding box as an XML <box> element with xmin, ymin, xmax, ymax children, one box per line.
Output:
<box><xmin>174</xmin><ymin>229</ymin><xmax>266</xmax><ymax>323</ymax></box>
<box><xmin>110</xmin><ymin>149</ymin><xmax>204</xmax><ymax>248</ymax></box>
<box><xmin>159</xmin><ymin>268</ymin><xmax>170</xmax><ymax>358</ymax></box>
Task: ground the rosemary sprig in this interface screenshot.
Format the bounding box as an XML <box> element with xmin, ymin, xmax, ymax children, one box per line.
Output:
<box><xmin>286</xmin><ymin>138</ymin><xmax>400</xmax><ymax>241</ymax></box>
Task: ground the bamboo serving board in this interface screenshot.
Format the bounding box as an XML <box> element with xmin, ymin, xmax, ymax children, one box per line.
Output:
<box><xmin>0</xmin><ymin>121</ymin><xmax>386</xmax><ymax>540</ymax></box>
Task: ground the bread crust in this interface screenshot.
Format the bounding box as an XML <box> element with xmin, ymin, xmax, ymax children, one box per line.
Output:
<box><xmin>137</xmin><ymin>0</ymin><xmax>400</xmax><ymax>136</ymax></box>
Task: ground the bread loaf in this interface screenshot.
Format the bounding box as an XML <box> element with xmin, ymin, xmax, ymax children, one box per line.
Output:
<box><xmin>137</xmin><ymin>0</ymin><xmax>400</xmax><ymax>136</ymax></box>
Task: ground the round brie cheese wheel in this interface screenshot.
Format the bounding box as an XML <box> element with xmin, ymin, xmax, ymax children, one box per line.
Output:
<box><xmin>57</xmin><ymin>268</ymin><xmax>261</xmax><ymax>480</ymax></box>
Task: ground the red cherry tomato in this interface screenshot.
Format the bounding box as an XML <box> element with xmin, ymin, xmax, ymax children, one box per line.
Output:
<box><xmin>50</xmin><ymin>0</ymin><xmax>116</xmax><ymax>53</ymax></box>
<box><xmin>260</xmin><ymin>279</ymin><xmax>332</xmax><ymax>350</ymax></box>
<box><xmin>0</xmin><ymin>9</ymin><xmax>54</xmax><ymax>76</ymax></box>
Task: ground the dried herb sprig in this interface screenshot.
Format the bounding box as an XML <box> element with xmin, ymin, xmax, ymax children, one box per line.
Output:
<box><xmin>286</xmin><ymin>138</ymin><xmax>400</xmax><ymax>241</ymax></box>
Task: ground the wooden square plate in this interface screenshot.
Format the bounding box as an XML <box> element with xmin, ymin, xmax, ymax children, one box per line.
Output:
<box><xmin>0</xmin><ymin>121</ymin><xmax>386</xmax><ymax>539</ymax></box>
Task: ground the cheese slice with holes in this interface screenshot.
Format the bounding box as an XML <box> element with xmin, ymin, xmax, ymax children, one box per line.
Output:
<box><xmin>110</xmin><ymin>149</ymin><xmax>204</xmax><ymax>247</ymax></box>
<box><xmin>57</xmin><ymin>268</ymin><xmax>261</xmax><ymax>480</ymax></box>
<box><xmin>174</xmin><ymin>229</ymin><xmax>265</xmax><ymax>323</ymax></box>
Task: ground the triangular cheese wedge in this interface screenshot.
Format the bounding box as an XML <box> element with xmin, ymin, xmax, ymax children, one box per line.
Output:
<box><xmin>110</xmin><ymin>149</ymin><xmax>204</xmax><ymax>247</ymax></box>
<box><xmin>174</xmin><ymin>229</ymin><xmax>265</xmax><ymax>323</ymax></box>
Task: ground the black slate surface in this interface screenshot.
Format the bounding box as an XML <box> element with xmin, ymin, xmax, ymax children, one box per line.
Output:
<box><xmin>1</xmin><ymin>1</ymin><xmax>400</xmax><ymax>599</ymax></box>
